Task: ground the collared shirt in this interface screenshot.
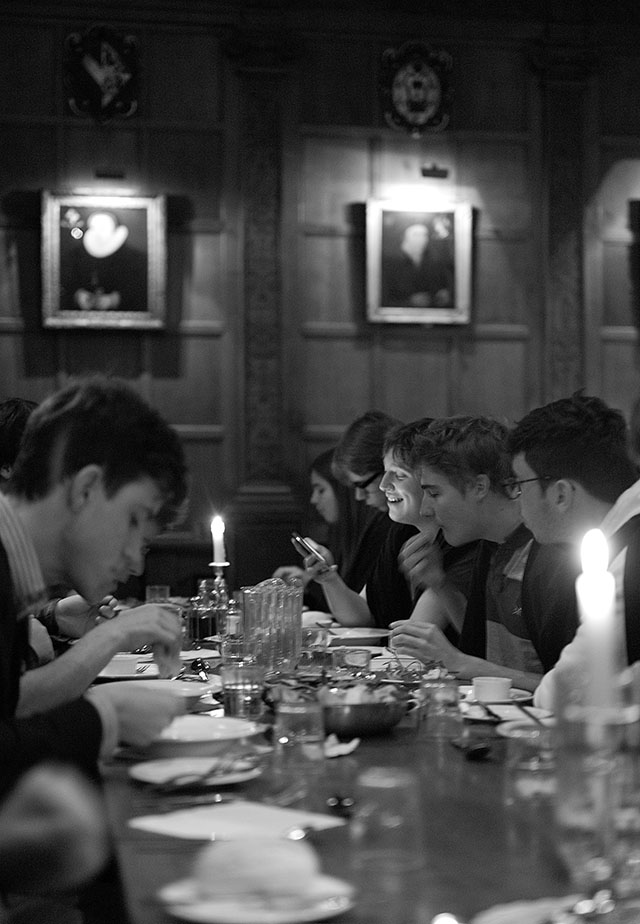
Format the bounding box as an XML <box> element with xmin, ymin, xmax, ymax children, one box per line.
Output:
<box><xmin>0</xmin><ymin>492</ymin><xmax>117</xmax><ymax>756</ymax></box>
<box><xmin>0</xmin><ymin>493</ymin><xmax>47</xmax><ymax>621</ymax></box>
<box><xmin>534</xmin><ymin>479</ymin><xmax>640</xmax><ymax>711</ymax></box>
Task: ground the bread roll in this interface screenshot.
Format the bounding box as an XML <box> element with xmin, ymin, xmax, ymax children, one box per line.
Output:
<box><xmin>193</xmin><ymin>838</ymin><xmax>320</xmax><ymax>907</ymax></box>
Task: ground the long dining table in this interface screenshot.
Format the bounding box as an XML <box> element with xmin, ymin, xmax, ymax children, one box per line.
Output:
<box><xmin>98</xmin><ymin>695</ymin><xmax>570</xmax><ymax>924</ymax></box>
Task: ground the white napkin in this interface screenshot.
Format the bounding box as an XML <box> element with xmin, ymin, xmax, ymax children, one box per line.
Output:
<box><xmin>129</xmin><ymin>800</ymin><xmax>346</xmax><ymax>840</ymax></box>
<box><xmin>324</xmin><ymin>734</ymin><xmax>360</xmax><ymax>757</ymax></box>
<box><xmin>470</xmin><ymin>895</ymin><xmax>581</xmax><ymax>924</ymax></box>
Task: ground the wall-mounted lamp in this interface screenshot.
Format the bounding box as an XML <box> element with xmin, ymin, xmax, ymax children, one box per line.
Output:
<box><xmin>421</xmin><ymin>163</ymin><xmax>449</xmax><ymax>179</ymax></box>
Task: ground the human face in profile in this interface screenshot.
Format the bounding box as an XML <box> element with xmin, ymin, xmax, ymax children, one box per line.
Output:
<box><xmin>345</xmin><ymin>469</ymin><xmax>387</xmax><ymax>511</ymax></box>
<box><xmin>380</xmin><ymin>450</ymin><xmax>437</xmax><ymax>538</ymax></box>
<box><xmin>310</xmin><ymin>470</ymin><xmax>339</xmax><ymax>524</ymax></box>
<box><xmin>419</xmin><ymin>465</ymin><xmax>480</xmax><ymax>546</ymax></box>
<box><xmin>64</xmin><ymin>471</ymin><xmax>163</xmax><ymax>603</ymax></box>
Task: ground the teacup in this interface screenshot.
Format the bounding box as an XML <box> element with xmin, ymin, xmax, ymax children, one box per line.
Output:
<box><xmin>472</xmin><ymin>676</ymin><xmax>512</xmax><ymax>703</ymax></box>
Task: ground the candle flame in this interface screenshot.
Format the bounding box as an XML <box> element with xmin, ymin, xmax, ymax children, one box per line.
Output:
<box><xmin>211</xmin><ymin>515</ymin><xmax>225</xmax><ymax>538</ymax></box>
<box><xmin>580</xmin><ymin>528</ymin><xmax>608</xmax><ymax>574</ymax></box>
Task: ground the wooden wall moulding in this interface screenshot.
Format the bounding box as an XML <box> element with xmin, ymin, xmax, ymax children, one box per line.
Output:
<box><xmin>64</xmin><ymin>24</ymin><xmax>139</xmax><ymax>122</ymax></box>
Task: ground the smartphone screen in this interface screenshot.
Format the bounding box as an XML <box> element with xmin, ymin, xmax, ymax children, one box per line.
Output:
<box><xmin>291</xmin><ymin>531</ymin><xmax>327</xmax><ymax>564</ymax></box>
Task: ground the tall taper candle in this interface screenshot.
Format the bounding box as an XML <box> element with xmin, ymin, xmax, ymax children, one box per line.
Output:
<box><xmin>211</xmin><ymin>515</ymin><xmax>226</xmax><ymax>563</ymax></box>
<box><xmin>576</xmin><ymin>528</ymin><xmax>616</xmax><ymax>712</ymax></box>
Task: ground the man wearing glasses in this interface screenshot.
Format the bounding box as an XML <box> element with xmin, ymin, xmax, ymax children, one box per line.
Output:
<box><xmin>506</xmin><ymin>394</ymin><xmax>640</xmax><ymax>710</ymax></box>
<box><xmin>389</xmin><ymin>415</ymin><xmax>585</xmax><ymax>691</ymax></box>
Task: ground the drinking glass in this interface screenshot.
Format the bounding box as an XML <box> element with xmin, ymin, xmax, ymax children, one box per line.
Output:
<box><xmin>145</xmin><ymin>585</ymin><xmax>170</xmax><ymax>603</ymax></box>
<box><xmin>419</xmin><ymin>673</ymin><xmax>461</xmax><ymax>739</ymax></box>
<box><xmin>273</xmin><ymin>701</ymin><xmax>325</xmax><ymax>772</ymax></box>
<box><xmin>350</xmin><ymin>766</ymin><xmax>424</xmax><ymax>872</ymax></box>
<box><xmin>504</xmin><ymin>724</ymin><xmax>555</xmax><ymax>809</ymax></box>
<box><xmin>219</xmin><ymin>661</ymin><xmax>265</xmax><ymax>719</ymax></box>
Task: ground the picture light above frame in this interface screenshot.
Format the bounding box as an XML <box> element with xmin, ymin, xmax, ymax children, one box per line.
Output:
<box><xmin>41</xmin><ymin>191</ymin><xmax>166</xmax><ymax>330</ymax></box>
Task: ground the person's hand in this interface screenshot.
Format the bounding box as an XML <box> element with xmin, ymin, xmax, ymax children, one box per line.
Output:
<box><xmin>90</xmin><ymin>682</ymin><xmax>185</xmax><ymax>747</ymax></box>
<box><xmin>97</xmin><ymin>602</ymin><xmax>182</xmax><ymax>653</ymax></box>
<box><xmin>0</xmin><ymin>764</ymin><xmax>109</xmax><ymax>893</ymax></box>
<box><xmin>301</xmin><ymin>543</ymin><xmax>338</xmax><ymax>584</ymax></box>
<box><xmin>398</xmin><ymin>533</ymin><xmax>445</xmax><ymax>595</ymax></box>
<box><xmin>388</xmin><ymin>620</ymin><xmax>462</xmax><ymax>671</ymax></box>
<box><xmin>54</xmin><ymin>593</ymin><xmax>119</xmax><ymax>637</ymax></box>
<box><xmin>272</xmin><ymin>565</ymin><xmax>310</xmax><ymax>586</ymax></box>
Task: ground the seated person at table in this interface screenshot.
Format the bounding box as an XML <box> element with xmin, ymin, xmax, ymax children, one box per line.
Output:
<box><xmin>0</xmin><ymin>396</ymin><xmax>125</xmax><ymax>660</ymax></box>
<box><xmin>0</xmin><ymin>375</ymin><xmax>188</xmax><ymax>796</ymax></box>
<box><xmin>389</xmin><ymin>416</ymin><xmax>582</xmax><ymax>691</ymax></box>
<box><xmin>504</xmin><ymin>394</ymin><xmax>640</xmax><ymax>711</ymax></box>
<box><xmin>304</xmin><ymin>418</ymin><xmax>477</xmax><ymax>631</ymax></box>
<box><xmin>273</xmin><ymin>447</ymin><xmax>390</xmax><ymax>611</ymax></box>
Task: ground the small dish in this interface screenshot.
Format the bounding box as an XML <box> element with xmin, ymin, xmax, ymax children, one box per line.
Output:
<box><xmin>137</xmin><ymin>648</ymin><xmax>220</xmax><ymax>662</ymax></box>
<box><xmin>147</xmin><ymin>715</ymin><xmax>265</xmax><ymax>758</ymax></box>
<box><xmin>129</xmin><ymin>756</ymin><xmax>262</xmax><ymax>787</ymax></box>
<box><xmin>460</xmin><ymin>702</ymin><xmax>552</xmax><ymax>724</ymax></box>
<box><xmin>158</xmin><ymin>874</ymin><xmax>355</xmax><ymax>923</ymax></box>
<box><xmin>131</xmin><ymin>678</ymin><xmax>222</xmax><ymax>709</ymax></box>
<box><xmin>496</xmin><ymin>717</ymin><xmax>556</xmax><ymax>737</ymax></box>
<box><xmin>459</xmin><ymin>684</ymin><xmax>534</xmax><ymax>705</ymax></box>
<box><xmin>98</xmin><ymin>660</ymin><xmax>160</xmax><ymax>680</ymax></box>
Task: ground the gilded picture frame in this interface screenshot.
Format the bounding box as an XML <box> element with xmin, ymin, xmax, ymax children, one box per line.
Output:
<box><xmin>366</xmin><ymin>199</ymin><xmax>473</xmax><ymax>324</ymax></box>
<box><xmin>41</xmin><ymin>192</ymin><xmax>166</xmax><ymax>329</ymax></box>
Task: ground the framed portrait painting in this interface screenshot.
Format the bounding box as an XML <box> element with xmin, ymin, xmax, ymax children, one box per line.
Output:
<box><xmin>366</xmin><ymin>200</ymin><xmax>473</xmax><ymax>324</ymax></box>
<box><xmin>41</xmin><ymin>192</ymin><xmax>166</xmax><ymax>329</ymax></box>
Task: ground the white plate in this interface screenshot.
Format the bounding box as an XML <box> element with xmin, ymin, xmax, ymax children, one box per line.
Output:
<box><xmin>459</xmin><ymin>684</ymin><xmax>534</xmax><ymax>705</ymax></box>
<box><xmin>470</xmin><ymin>895</ymin><xmax>582</xmax><ymax>924</ymax></box>
<box><xmin>327</xmin><ymin>628</ymin><xmax>389</xmax><ymax>644</ymax></box>
<box><xmin>137</xmin><ymin>648</ymin><xmax>220</xmax><ymax>662</ymax></box>
<box><xmin>129</xmin><ymin>756</ymin><xmax>262</xmax><ymax>787</ymax></box>
<box><xmin>159</xmin><ymin>874</ymin><xmax>355</xmax><ymax>923</ymax></box>
<box><xmin>158</xmin><ymin>715</ymin><xmax>262</xmax><ymax>743</ymax></box>
<box><xmin>496</xmin><ymin>717</ymin><xmax>556</xmax><ymax>737</ymax></box>
<box><xmin>98</xmin><ymin>661</ymin><xmax>160</xmax><ymax>680</ymax></box>
<box><xmin>459</xmin><ymin>702</ymin><xmax>552</xmax><ymax>724</ymax></box>
<box><xmin>133</xmin><ymin>678</ymin><xmax>222</xmax><ymax>699</ymax></box>
<box><xmin>370</xmin><ymin>654</ymin><xmax>425</xmax><ymax>671</ymax></box>
<box><xmin>301</xmin><ymin>612</ymin><xmax>338</xmax><ymax>628</ymax></box>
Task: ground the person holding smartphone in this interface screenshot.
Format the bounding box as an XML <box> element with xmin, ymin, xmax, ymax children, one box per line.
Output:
<box><xmin>273</xmin><ymin>448</ymin><xmax>393</xmax><ymax>610</ymax></box>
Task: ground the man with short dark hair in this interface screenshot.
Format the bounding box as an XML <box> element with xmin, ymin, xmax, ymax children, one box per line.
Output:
<box><xmin>0</xmin><ymin>375</ymin><xmax>189</xmax><ymax>794</ymax></box>
<box><xmin>506</xmin><ymin>394</ymin><xmax>639</xmax><ymax>710</ymax></box>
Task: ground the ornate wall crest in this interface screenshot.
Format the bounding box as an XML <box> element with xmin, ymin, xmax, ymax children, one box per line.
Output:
<box><xmin>64</xmin><ymin>24</ymin><xmax>139</xmax><ymax>122</ymax></box>
<box><xmin>380</xmin><ymin>41</ymin><xmax>452</xmax><ymax>137</ymax></box>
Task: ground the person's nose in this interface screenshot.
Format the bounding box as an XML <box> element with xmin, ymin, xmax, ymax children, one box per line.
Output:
<box><xmin>419</xmin><ymin>494</ymin><xmax>434</xmax><ymax>517</ymax></box>
<box><xmin>379</xmin><ymin>472</ymin><xmax>392</xmax><ymax>492</ymax></box>
<box><xmin>125</xmin><ymin>540</ymin><xmax>146</xmax><ymax>577</ymax></box>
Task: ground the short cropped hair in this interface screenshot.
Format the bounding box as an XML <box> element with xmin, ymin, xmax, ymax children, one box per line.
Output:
<box><xmin>10</xmin><ymin>377</ymin><xmax>188</xmax><ymax>529</ymax></box>
<box><xmin>332</xmin><ymin>410</ymin><xmax>402</xmax><ymax>482</ymax></box>
<box><xmin>383</xmin><ymin>418</ymin><xmax>434</xmax><ymax>467</ymax></box>
<box><xmin>0</xmin><ymin>398</ymin><xmax>38</xmax><ymax>470</ymax></box>
<box><xmin>409</xmin><ymin>416</ymin><xmax>514</xmax><ymax>495</ymax></box>
<box><xmin>508</xmin><ymin>393</ymin><xmax>637</xmax><ymax>505</ymax></box>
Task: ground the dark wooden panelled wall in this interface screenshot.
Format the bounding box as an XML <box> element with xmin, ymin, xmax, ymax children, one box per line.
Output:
<box><xmin>1</xmin><ymin>0</ymin><xmax>640</xmax><ymax>592</ymax></box>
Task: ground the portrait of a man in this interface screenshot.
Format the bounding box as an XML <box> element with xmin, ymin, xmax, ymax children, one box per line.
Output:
<box><xmin>381</xmin><ymin>211</ymin><xmax>454</xmax><ymax>308</ymax></box>
<box><xmin>41</xmin><ymin>193</ymin><xmax>166</xmax><ymax>329</ymax></box>
<box><xmin>59</xmin><ymin>206</ymin><xmax>148</xmax><ymax>313</ymax></box>
<box><xmin>366</xmin><ymin>200</ymin><xmax>473</xmax><ymax>325</ymax></box>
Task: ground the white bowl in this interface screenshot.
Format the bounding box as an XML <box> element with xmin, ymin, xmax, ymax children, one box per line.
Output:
<box><xmin>133</xmin><ymin>678</ymin><xmax>222</xmax><ymax>710</ymax></box>
<box><xmin>147</xmin><ymin>715</ymin><xmax>264</xmax><ymax>758</ymax></box>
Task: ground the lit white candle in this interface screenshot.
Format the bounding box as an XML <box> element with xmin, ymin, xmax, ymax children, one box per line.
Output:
<box><xmin>576</xmin><ymin>528</ymin><xmax>616</xmax><ymax>712</ymax></box>
<box><xmin>211</xmin><ymin>515</ymin><xmax>226</xmax><ymax>563</ymax></box>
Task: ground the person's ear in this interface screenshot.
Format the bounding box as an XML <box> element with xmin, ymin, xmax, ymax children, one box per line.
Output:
<box><xmin>0</xmin><ymin>464</ymin><xmax>12</xmax><ymax>481</ymax></box>
<box><xmin>68</xmin><ymin>465</ymin><xmax>104</xmax><ymax>512</ymax></box>
<box><xmin>550</xmin><ymin>478</ymin><xmax>575</xmax><ymax>512</ymax></box>
<box><xmin>471</xmin><ymin>474</ymin><xmax>491</xmax><ymax>501</ymax></box>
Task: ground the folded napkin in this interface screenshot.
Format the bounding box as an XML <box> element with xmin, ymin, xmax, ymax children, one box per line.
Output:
<box><xmin>129</xmin><ymin>800</ymin><xmax>346</xmax><ymax>840</ymax></box>
<box><xmin>470</xmin><ymin>895</ymin><xmax>582</xmax><ymax>924</ymax></box>
<box><xmin>324</xmin><ymin>734</ymin><xmax>360</xmax><ymax>757</ymax></box>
